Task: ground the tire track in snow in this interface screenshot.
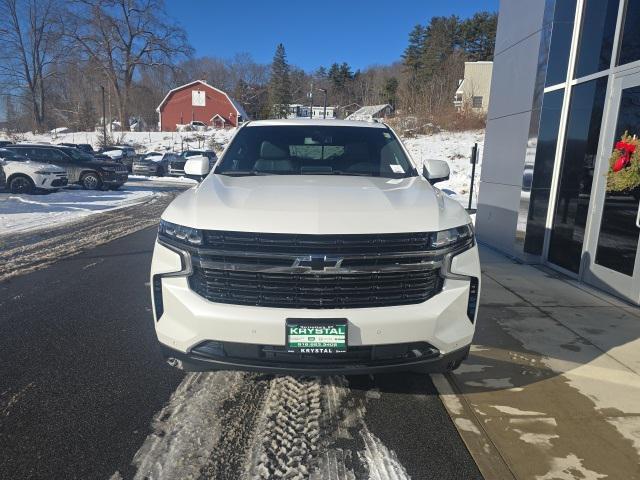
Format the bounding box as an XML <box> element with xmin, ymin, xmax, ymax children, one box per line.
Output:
<box><xmin>251</xmin><ymin>376</ymin><xmax>323</xmax><ymax>479</ymax></box>
<box><xmin>198</xmin><ymin>374</ymin><xmax>271</xmax><ymax>480</ymax></box>
<box><xmin>129</xmin><ymin>371</ymin><xmax>246</xmax><ymax>480</ymax></box>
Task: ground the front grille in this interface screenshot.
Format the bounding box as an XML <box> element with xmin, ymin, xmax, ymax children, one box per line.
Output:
<box><xmin>51</xmin><ymin>178</ymin><xmax>68</xmax><ymax>187</ymax></box>
<box><xmin>176</xmin><ymin>231</ymin><xmax>448</xmax><ymax>309</ymax></box>
<box><xmin>189</xmin><ymin>266</ymin><xmax>443</xmax><ymax>308</ymax></box>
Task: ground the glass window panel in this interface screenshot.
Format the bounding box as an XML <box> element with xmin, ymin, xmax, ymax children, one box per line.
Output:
<box><xmin>619</xmin><ymin>0</ymin><xmax>640</xmax><ymax>65</ymax></box>
<box><xmin>524</xmin><ymin>89</ymin><xmax>565</xmax><ymax>255</ymax></box>
<box><xmin>546</xmin><ymin>22</ymin><xmax>575</xmax><ymax>87</ymax></box>
<box><xmin>574</xmin><ymin>0</ymin><xmax>619</xmax><ymax>78</ymax></box>
<box><xmin>594</xmin><ymin>85</ymin><xmax>640</xmax><ymax>276</ymax></box>
<box><xmin>548</xmin><ymin>77</ymin><xmax>608</xmax><ymax>272</ymax></box>
<box><xmin>554</xmin><ymin>0</ymin><xmax>578</xmax><ymax>22</ymax></box>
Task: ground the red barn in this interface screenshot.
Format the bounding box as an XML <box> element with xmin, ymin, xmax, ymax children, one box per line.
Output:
<box><xmin>156</xmin><ymin>80</ymin><xmax>249</xmax><ymax>131</ymax></box>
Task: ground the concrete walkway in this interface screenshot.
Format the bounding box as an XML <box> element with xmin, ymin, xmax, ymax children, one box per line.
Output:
<box><xmin>435</xmin><ymin>245</ymin><xmax>640</xmax><ymax>480</ymax></box>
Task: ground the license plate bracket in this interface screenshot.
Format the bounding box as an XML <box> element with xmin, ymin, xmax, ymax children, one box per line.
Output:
<box><xmin>286</xmin><ymin>318</ymin><xmax>348</xmax><ymax>354</ymax></box>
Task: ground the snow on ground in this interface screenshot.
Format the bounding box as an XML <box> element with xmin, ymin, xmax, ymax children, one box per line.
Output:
<box><xmin>401</xmin><ymin>129</ymin><xmax>485</xmax><ymax>209</ymax></box>
<box><xmin>18</xmin><ymin>128</ymin><xmax>237</xmax><ymax>154</ymax></box>
<box><xmin>0</xmin><ymin>183</ymin><xmax>165</xmax><ymax>236</ymax></box>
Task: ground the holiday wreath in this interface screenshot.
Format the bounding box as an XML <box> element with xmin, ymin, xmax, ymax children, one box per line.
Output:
<box><xmin>606</xmin><ymin>132</ymin><xmax>640</xmax><ymax>193</ymax></box>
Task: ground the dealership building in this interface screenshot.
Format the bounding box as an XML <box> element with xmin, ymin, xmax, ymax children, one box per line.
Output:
<box><xmin>477</xmin><ymin>0</ymin><xmax>640</xmax><ymax>304</ymax></box>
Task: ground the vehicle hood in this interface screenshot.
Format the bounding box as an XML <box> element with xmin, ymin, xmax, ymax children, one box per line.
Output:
<box><xmin>3</xmin><ymin>160</ymin><xmax>65</xmax><ymax>173</ymax></box>
<box><xmin>162</xmin><ymin>174</ymin><xmax>471</xmax><ymax>234</ymax></box>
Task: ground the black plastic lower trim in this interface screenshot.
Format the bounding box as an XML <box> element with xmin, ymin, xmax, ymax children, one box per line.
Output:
<box><xmin>159</xmin><ymin>343</ymin><xmax>470</xmax><ymax>375</ymax></box>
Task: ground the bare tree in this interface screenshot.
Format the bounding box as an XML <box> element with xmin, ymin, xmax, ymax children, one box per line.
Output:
<box><xmin>66</xmin><ymin>0</ymin><xmax>192</xmax><ymax>128</ymax></box>
<box><xmin>0</xmin><ymin>0</ymin><xmax>65</xmax><ymax>132</ymax></box>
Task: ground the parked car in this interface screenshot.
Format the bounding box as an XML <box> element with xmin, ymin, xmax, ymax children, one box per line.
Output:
<box><xmin>169</xmin><ymin>150</ymin><xmax>217</xmax><ymax>176</ymax></box>
<box><xmin>98</xmin><ymin>145</ymin><xmax>137</xmax><ymax>171</ymax></box>
<box><xmin>177</xmin><ymin>121</ymin><xmax>208</xmax><ymax>132</ymax></box>
<box><xmin>0</xmin><ymin>148</ymin><xmax>68</xmax><ymax>194</ymax></box>
<box><xmin>132</xmin><ymin>151</ymin><xmax>177</xmax><ymax>177</ymax></box>
<box><xmin>150</xmin><ymin>119</ymin><xmax>480</xmax><ymax>374</ymax></box>
<box><xmin>5</xmin><ymin>144</ymin><xmax>127</xmax><ymax>190</ymax></box>
<box><xmin>58</xmin><ymin>142</ymin><xmax>95</xmax><ymax>154</ymax></box>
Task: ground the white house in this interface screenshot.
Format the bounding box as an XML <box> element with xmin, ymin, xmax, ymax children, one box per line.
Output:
<box><xmin>477</xmin><ymin>0</ymin><xmax>640</xmax><ymax>305</ymax></box>
<box><xmin>454</xmin><ymin>61</ymin><xmax>493</xmax><ymax>112</ymax></box>
<box><xmin>287</xmin><ymin>104</ymin><xmax>336</xmax><ymax>119</ymax></box>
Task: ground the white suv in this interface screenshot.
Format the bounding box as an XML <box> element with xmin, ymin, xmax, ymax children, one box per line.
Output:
<box><xmin>0</xmin><ymin>148</ymin><xmax>68</xmax><ymax>194</ymax></box>
<box><xmin>150</xmin><ymin>120</ymin><xmax>480</xmax><ymax>374</ymax></box>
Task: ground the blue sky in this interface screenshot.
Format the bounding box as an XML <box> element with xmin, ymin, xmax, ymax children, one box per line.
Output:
<box><xmin>165</xmin><ymin>0</ymin><xmax>498</xmax><ymax>72</ymax></box>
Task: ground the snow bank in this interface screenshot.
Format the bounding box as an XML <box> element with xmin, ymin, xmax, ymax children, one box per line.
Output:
<box><xmin>0</xmin><ymin>184</ymin><xmax>163</xmax><ymax>236</ymax></box>
<box><xmin>20</xmin><ymin>128</ymin><xmax>237</xmax><ymax>154</ymax></box>
<box><xmin>401</xmin><ymin>129</ymin><xmax>485</xmax><ymax>209</ymax></box>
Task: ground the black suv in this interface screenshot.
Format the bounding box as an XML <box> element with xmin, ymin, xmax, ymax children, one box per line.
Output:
<box><xmin>6</xmin><ymin>144</ymin><xmax>128</xmax><ymax>190</ymax></box>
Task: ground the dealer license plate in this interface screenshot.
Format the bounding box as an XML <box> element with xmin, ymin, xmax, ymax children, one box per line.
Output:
<box><xmin>286</xmin><ymin>319</ymin><xmax>347</xmax><ymax>354</ymax></box>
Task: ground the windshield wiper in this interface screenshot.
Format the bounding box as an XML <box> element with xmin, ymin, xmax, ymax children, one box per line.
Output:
<box><xmin>217</xmin><ymin>170</ymin><xmax>272</xmax><ymax>177</ymax></box>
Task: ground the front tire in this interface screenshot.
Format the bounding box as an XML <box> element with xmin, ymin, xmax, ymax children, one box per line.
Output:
<box><xmin>9</xmin><ymin>175</ymin><xmax>34</xmax><ymax>194</ymax></box>
<box><xmin>81</xmin><ymin>172</ymin><xmax>102</xmax><ymax>190</ymax></box>
<box><xmin>156</xmin><ymin>166</ymin><xmax>165</xmax><ymax>177</ymax></box>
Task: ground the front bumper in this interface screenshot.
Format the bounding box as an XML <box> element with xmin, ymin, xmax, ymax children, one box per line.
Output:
<box><xmin>34</xmin><ymin>173</ymin><xmax>68</xmax><ymax>189</ymax></box>
<box><xmin>150</xmin><ymin>241</ymin><xmax>481</xmax><ymax>373</ymax></box>
<box><xmin>101</xmin><ymin>171</ymin><xmax>128</xmax><ymax>184</ymax></box>
<box><xmin>159</xmin><ymin>342</ymin><xmax>471</xmax><ymax>374</ymax></box>
<box><xmin>133</xmin><ymin>165</ymin><xmax>160</xmax><ymax>175</ymax></box>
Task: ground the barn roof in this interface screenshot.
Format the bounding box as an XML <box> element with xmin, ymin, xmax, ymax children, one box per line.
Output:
<box><xmin>156</xmin><ymin>80</ymin><xmax>250</xmax><ymax>120</ymax></box>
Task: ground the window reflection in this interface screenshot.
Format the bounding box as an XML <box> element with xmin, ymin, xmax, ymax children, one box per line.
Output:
<box><xmin>618</xmin><ymin>0</ymin><xmax>640</xmax><ymax>66</ymax></box>
<box><xmin>524</xmin><ymin>90</ymin><xmax>565</xmax><ymax>254</ymax></box>
<box><xmin>595</xmin><ymin>86</ymin><xmax>640</xmax><ymax>276</ymax></box>
<box><xmin>574</xmin><ymin>0</ymin><xmax>619</xmax><ymax>78</ymax></box>
<box><xmin>548</xmin><ymin>77</ymin><xmax>608</xmax><ymax>272</ymax></box>
<box><xmin>545</xmin><ymin>0</ymin><xmax>577</xmax><ymax>87</ymax></box>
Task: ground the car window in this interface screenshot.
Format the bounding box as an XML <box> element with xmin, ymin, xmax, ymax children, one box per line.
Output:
<box><xmin>45</xmin><ymin>149</ymin><xmax>68</xmax><ymax>162</ymax></box>
<box><xmin>216</xmin><ymin>125</ymin><xmax>417</xmax><ymax>178</ymax></box>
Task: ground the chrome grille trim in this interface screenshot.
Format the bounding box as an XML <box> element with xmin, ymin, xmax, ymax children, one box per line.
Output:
<box><xmin>158</xmin><ymin>230</ymin><xmax>454</xmax><ymax>309</ymax></box>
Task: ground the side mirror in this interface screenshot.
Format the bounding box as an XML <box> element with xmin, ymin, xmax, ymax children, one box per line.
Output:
<box><xmin>423</xmin><ymin>159</ymin><xmax>450</xmax><ymax>185</ymax></box>
<box><xmin>184</xmin><ymin>155</ymin><xmax>211</xmax><ymax>182</ymax></box>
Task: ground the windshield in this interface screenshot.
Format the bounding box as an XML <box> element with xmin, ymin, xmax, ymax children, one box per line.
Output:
<box><xmin>215</xmin><ymin>125</ymin><xmax>417</xmax><ymax>178</ymax></box>
<box><xmin>62</xmin><ymin>147</ymin><xmax>93</xmax><ymax>161</ymax></box>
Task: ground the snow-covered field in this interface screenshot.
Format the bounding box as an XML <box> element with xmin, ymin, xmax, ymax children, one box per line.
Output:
<box><xmin>17</xmin><ymin>128</ymin><xmax>237</xmax><ymax>154</ymax></box>
<box><xmin>0</xmin><ymin>183</ymin><xmax>166</xmax><ymax>236</ymax></box>
<box><xmin>0</xmin><ymin>128</ymin><xmax>484</xmax><ymax>236</ymax></box>
<box><xmin>402</xmin><ymin>129</ymin><xmax>484</xmax><ymax>208</ymax></box>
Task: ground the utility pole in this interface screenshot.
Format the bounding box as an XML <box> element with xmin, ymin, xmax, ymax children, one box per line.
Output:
<box><xmin>309</xmin><ymin>82</ymin><xmax>314</xmax><ymax>119</ymax></box>
<box><xmin>101</xmin><ymin>86</ymin><xmax>107</xmax><ymax>146</ymax></box>
<box><xmin>318</xmin><ymin>88</ymin><xmax>327</xmax><ymax>118</ymax></box>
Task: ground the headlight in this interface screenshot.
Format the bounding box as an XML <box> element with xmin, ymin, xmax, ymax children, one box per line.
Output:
<box><xmin>101</xmin><ymin>166</ymin><xmax>116</xmax><ymax>172</ymax></box>
<box><xmin>431</xmin><ymin>224</ymin><xmax>474</xmax><ymax>250</ymax></box>
<box><xmin>159</xmin><ymin>220</ymin><xmax>203</xmax><ymax>246</ymax></box>
<box><xmin>34</xmin><ymin>170</ymin><xmax>54</xmax><ymax>175</ymax></box>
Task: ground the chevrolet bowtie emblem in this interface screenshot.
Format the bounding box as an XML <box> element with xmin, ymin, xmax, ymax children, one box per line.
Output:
<box><xmin>293</xmin><ymin>255</ymin><xmax>344</xmax><ymax>271</ymax></box>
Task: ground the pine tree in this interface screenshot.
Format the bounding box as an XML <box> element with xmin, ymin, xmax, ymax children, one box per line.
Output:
<box><xmin>268</xmin><ymin>43</ymin><xmax>292</xmax><ymax>119</ymax></box>
<box><xmin>460</xmin><ymin>12</ymin><xmax>498</xmax><ymax>61</ymax></box>
<box><xmin>402</xmin><ymin>25</ymin><xmax>426</xmax><ymax>73</ymax></box>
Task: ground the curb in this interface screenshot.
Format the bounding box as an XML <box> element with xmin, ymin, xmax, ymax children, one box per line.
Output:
<box><xmin>431</xmin><ymin>373</ymin><xmax>516</xmax><ymax>480</ymax></box>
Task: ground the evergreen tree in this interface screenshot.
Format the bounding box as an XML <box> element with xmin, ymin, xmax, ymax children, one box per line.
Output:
<box><xmin>402</xmin><ymin>25</ymin><xmax>426</xmax><ymax>73</ymax></box>
<box><xmin>268</xmin><ymin>43</ymin><xmax>292</xmax><ymax>118</ymax></box>
<box><xmin>460</xmin><ymin>12</ymin><xmax>498</xmax><ymax>61</ymax></box>
<box><xmin>420</xmin><ymin>16</ymin><xmax>461</xmax><ymax>81</ymax></box>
